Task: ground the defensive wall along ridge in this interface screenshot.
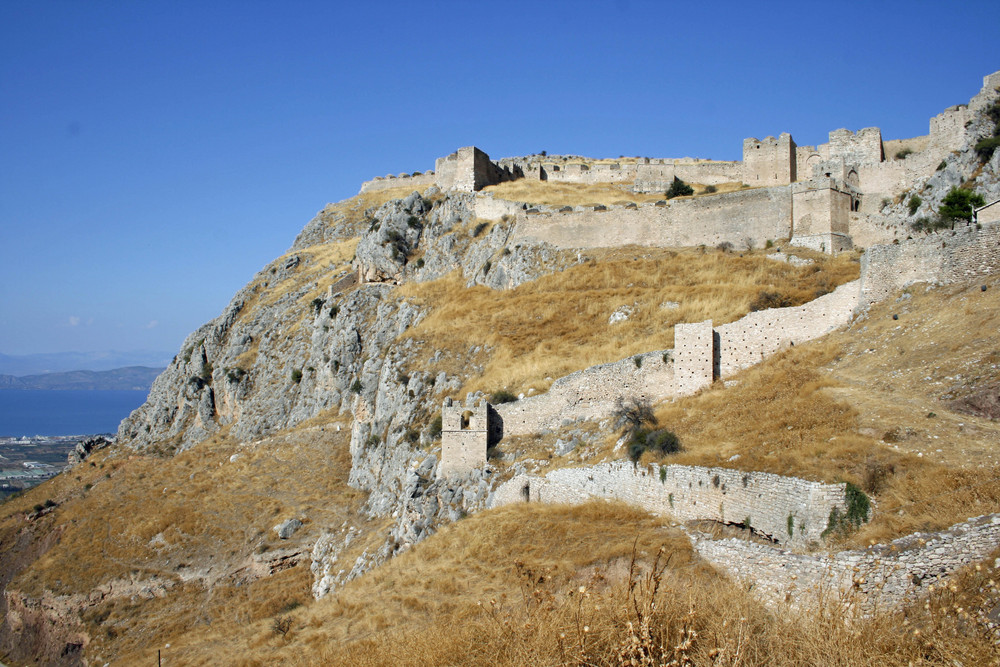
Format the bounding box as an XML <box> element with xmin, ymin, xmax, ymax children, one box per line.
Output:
<box><xmin>357</xmin><ymin>70</ymin><xmax>1000</xmax><ymax>256</ymax></box>
<box><xmin>491</xmin><ymin>218</ymin><xmax>998</xmax><ymax>443</ymax></box>
<box><xmin>488</xmin><ymin>460</ymin><xmax>851</xmax><ymax>549</ymax></box>
<box><xmin>495</xmin><ymin>279</ymin><xmax>861</xmax><ymax>437</ymax></box>
<box><xmin>692</xmin><ymin>512</ymin><xmax>1000</xmax><ymax>613</ymax></box>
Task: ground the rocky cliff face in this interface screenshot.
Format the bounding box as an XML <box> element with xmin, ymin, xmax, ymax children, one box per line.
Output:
<box><xmin>115</xmin><ymin>187</ymin><xmax>565</xmax><ymax>595</ymax></box>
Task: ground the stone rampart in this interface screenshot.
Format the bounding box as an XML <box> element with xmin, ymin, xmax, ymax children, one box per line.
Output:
<box><xmin>497</xmin><ymin>280</ymin><xmax>860</xmax><ymax>435</ymax></box>
<box><xmin>510</xmin><ymin>186</ymin><xmax>792</xmax><ymax>250</ymax></box>
<box><xmin>859</xmin><ymin>224</ymin><xmax>1000</xmax><ymax>307</ymax></box>
<box><xmin>693</xmin><ymin>513</ymin><xmax>1000</xmax><ymax>612</ymax></box>
<box><xmin>715</xmin><ymin>280</ymin><xmax>859</xmax><ymax>377</ymax></box>
<box><xmin>496</xmin><ymin>350</ymin><xmax>674</xmax><ymax>436</ymax></box>
<box><xmin>489</xmin><ymin>460</ymin><xmax>849</xmax><ymax>548</ymax></box>
<box><xmin>360</xmin><ymin>171</ymin><xmax>437</xmax><ymax>194</ymax></box>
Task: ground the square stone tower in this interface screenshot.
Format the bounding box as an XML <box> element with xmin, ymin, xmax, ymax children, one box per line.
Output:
<box><xmin>438</xmin><ymin>398</ymin><xmax>502</xmax><ymax>479</ymax></box>
<box><xmin>742</xmin><ymin>133</ymin><xmax>797</xmax><ymax>186</ymax></box>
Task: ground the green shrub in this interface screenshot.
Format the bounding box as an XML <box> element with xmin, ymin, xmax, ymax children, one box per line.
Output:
<box><xmin>749</xmin><ymin>290</ymin><xmax>793</xmax><ymax>312</ymax></box>
<box><xmin>627</xmin><ymin>428</ymin><xmax>682</xmax><ymax>462</ymax></box>
<box><xmin>405</xmin><ymin>428</ymin><xmax>420</xmax><ymax>444</ymax></box>
<box><xmin>907</xmin><ymin>195</ymin><xmax>922</xmax><ymax>216</ymax></box>
<box><xmin>701</xmin><ymin>184</ymin><xmax>717</xmax><ymax>194</ymax></box>
<box><xmin>974</xmin><ymin>136</ymin><xmax>1000</xmax><ymax>162</ymax></box>
<box><xmin>937</xmin><ymin>160</ymin><xmax>948</xmax><ymax>171</ymax></box>
<box><xmin>911</xmin><ymin>215</ymin><xmax>948</xmax><ymax>232</ymax></box>
<box><xmin>472</xmin><ymin>222</ymin><xmax>489</xmax><ymax>237</ymax></box>
<box><xmin>329</xmin><ymin>305</ymin><xmax>339</xmax><ymax>318</ymax></box>
<box><xmin>787</xmin><ymin>514</ymin><xmax>795</xmax><ymax>537</ymax></box>
<box><xmin>665</xmin><ymin>176</ymin><xmax>694</xmax><ymax>199</ymax></box>
<box><xmin>940</xmin><ymin>187</ymin><xmax>985</xmax><ymax>223</ymax></box>
<box><xmin>226</xmin><ymin>367</ymin><xmax>247</xmax><ymax>383</ymax></box>
<box><xmin>490</xmin><ymin>390</ymin><xmax>518</xmax><ymax>404</ymax></box>
<box><xmin>633</xmin><ymin>356</ymin><xmax>642</xmax><ymax>369</ymax></box>
<box><xmin>311</xmin><ymin>297</ymin><xmax>325</xmax><ymax>314</ymax></box>
<box><xmin>350</xmin><ymin>379</ymin><xmax>362</xmax><ymax>394</ymax></box>
<box><xmin>415</xmin><ymin>258</ymin><xmax>425</xmax><ymax>268</ymax></box>
<box><xmin>291</xmin><ymin>369</ymin><xmax>303</xmax><ymax>384</ymax></box>
<box><xmin>894</xmin><ymin>148</ymin><xmax>913</xmax><ymax>160</ymax></box>
<box><xmin>428</xmin><ymin>415</ymin><xmax>443</xmax><ymax>439</ymax></box>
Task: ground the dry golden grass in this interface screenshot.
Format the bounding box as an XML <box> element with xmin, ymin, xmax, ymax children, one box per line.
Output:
<box><xmin>482</xmin><ymin>179</ymin><xmax>748</xmax><ymax>209</ymax></box>
<box><xmin>605</xmin><ymin>273</ymin><xmax>1000</xmax><ymax>548</ymax></box>
<box><xmin>399</xmin><ymin>247</ymin><xmax>859</xmax><ymax>395</ymax></box>
<box><xmin>124</xmin><ymin>501</ymin><xmax>1000</xmax><ymax>666</ymax></box>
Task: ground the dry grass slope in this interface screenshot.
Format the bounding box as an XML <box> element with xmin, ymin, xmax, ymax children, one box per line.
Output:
<box><xmin>400</xmin><ymin>247</ymin><xmax>858</xmax><ymax>395</ymax></box>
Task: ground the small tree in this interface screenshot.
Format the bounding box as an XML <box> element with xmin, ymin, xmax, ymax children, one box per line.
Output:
<box><xmin>612</xmin><ymin>397</ymin><xmax>657</xmax><ymax>436</ymax></box>
<box><xmin>940</xmin><ymin>187</ymin><xmax>985</xmax><ymax>226</ymax></box>
<box><xmin>665</xmin><ymin>177</ymin><xmax>694</xmax><ymax>199</ymax></box>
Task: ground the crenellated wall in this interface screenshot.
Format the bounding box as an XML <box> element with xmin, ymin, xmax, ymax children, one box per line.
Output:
<box><xmin>489</xmin><ymin>460</ymin><xmax>850</xmax><ymax>547</ymax></box>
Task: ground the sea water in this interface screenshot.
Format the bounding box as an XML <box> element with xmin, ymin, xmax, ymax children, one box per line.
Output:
<box><xmin>0</xmin><ymin>389</ymin><xmax>148</xmax><ymax>437</ymax></box>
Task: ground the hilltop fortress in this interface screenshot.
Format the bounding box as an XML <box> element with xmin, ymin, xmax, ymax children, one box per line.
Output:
<box><xmin>361</xmin><ymin>70</ymin><xmax>1000</xmax><ymax>254</ymax></box>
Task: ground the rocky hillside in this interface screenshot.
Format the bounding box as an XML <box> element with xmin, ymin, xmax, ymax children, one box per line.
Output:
<box><xmin>2</xmin><ymin>73</ymin><xmax>1000</xmax><ymax>666</ymax></box>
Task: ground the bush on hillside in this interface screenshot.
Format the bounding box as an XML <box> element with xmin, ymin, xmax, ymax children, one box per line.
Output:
<box><xmin>940</xmin><ymin>187</ymin><xmax>986</xmax><ymax>224</ymax></box>
<box><xmin>490</xmin><ymin>390</ymin><xmax>518</xmax><ymax>404</ymax></box>
<box><xmin>665</xmin><ymin>177</ymin><xmax>694</xmax><ymax>199</ymax></box>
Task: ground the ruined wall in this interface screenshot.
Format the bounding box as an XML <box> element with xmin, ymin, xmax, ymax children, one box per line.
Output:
<box><xmin>633</xmin><ymin>159</ymin><xmax>743</xmax><ymax>192</ymax></box>
<box><xmin>693</xmin><ymin>513</ymin><xmax>1000</xmax><ymax>612</ymax></box>
<box><xmin>715</xmin><ymin>280</ymin><xmax>860</xmax><ymax>377</ymax></box>
<box><xmin>496</xmin><ymin>350</ymin><xmax>674</xmax><ymax>437</ymax></box>
<box><xmin>359</xmin><ymin>171</ymin><xmax>437</xmax><ymax>194</ymax></box>
<box><xmin>498</xmin><ymin>280</ymin><xmax>860</xmax><ymax>436</ymax></box>
<box><xmin>490</xmin><ymin>460</ymin><xmax>849</xmax><ymax>548</ymax></box>
<box><xmin>673</xmin><ymin>321</ymin><xmax>714</xmax><ymax>394</ymax></box>
<box><xmin>827</xmin><ymin>128</ymin><xmax>884</xmax><ymax>166</ymax></box>
<box><xmin>743</xmin><ymin>134</ymin><xmax>796</xmax><ymax>186</ymax></box>
<box><xmin>859</xmin><ymin>224</ymin><xmax>1000</xmax><ymax>307</ymax></box>
<box><xmin>510</xmin><ymin>186</ymin><xmax>793</xmax><ymax>250</ymax></box>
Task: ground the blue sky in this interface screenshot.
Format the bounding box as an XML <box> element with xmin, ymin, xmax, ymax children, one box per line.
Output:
<box><xmin>1</xmin><ymin>0</ymin><xmax>998</xmax><ymax>362</ymax></box>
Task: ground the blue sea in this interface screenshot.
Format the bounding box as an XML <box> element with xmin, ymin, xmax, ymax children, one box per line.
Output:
<box><xmin>0</xmin><ymin>389</ymin><xmax>149</xmax><ymax>437</ymax></box>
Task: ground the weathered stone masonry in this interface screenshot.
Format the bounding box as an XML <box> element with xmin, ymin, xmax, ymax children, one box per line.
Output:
<box><xmin>489</xmin><ymin>460</ymin><xmax>850</xmax><ymax>548</ymax></box>
<box><xmin>693</xmin><ymin>513</ymin><xmax>1000</xmax><ymax>612</ymax></box>
<box><xmin>438</xmin><ymin>398</ymin><xmax>502</xmax><ymax>479</ymax></box>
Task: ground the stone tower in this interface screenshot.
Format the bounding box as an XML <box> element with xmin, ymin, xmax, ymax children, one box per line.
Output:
<box><xmin>438</xmin><ymin>398</ymin><xmax>503</xmax><ymax>479</ymax></box>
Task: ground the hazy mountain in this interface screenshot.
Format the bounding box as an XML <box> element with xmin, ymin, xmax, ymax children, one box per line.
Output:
<box><xmin>0</xmin><ymin>366</ymin><xmax>164</xmax><ymax>391</ymax></box>
<box><xmin>0</xmin><ymin>351</ymin><xmax>173</xmax><ymax>376</ymax></box>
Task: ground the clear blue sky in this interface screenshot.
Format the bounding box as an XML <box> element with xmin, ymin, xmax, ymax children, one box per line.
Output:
<box><xmin>1</xmin><ymin>0</ymin><xmax>998</xmax><ymax>360</ymax></box>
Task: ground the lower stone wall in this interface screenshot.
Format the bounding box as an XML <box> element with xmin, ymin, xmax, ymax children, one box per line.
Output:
<box><xmin>859</xmin><ymin>223</ymin><xmax>1000</xmax><ymax>307</ymax></box>
<box><xmin>693</xmin><ymin>513</ymin><xmax>1000</xmax><ymax>612</ymax></box>
<box><xmin>489</xmin><ymin>460</ymin><xmax>848</xmax><ymax>548</ymax></box>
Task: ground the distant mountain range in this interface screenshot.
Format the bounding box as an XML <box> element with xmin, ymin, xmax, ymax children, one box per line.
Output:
<box><xmin>0</xmin><ymin>351</ymin><xmax>173</xmax><ymax>376</ymax></box>
<box><xmin>0</xmin><ymin>366</ymin><xmax>164</xmax><ymax>391</ymax></box>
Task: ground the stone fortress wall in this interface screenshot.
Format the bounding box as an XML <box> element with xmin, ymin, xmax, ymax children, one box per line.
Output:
<box><xmin>357</xmin><ymin>71</ymin><xmax>1000</xmax><ymax>257</ymax></box>
<box><xmin>489</xmin><ymin>460</ymin><xmax>849</xmax><ymax>548</ymax></box>
<box><xmin>693</xmin><ymin>513</ymin><xmax>1000</xmax><ymax>612</ymax></box>
<box><xmin>495</xmin><ymin>279</ymin><xmax>861</xmax><ymax>436</ymax></box>
<box><xmin>859</xmin><ymin>223</ymin><xmax>1000</xmax><ymax>307</ymax></box>
<box><xmin>509</xmin><ymin>185</ymin><xmax>792</xmax><ymax>251</ymax></box>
